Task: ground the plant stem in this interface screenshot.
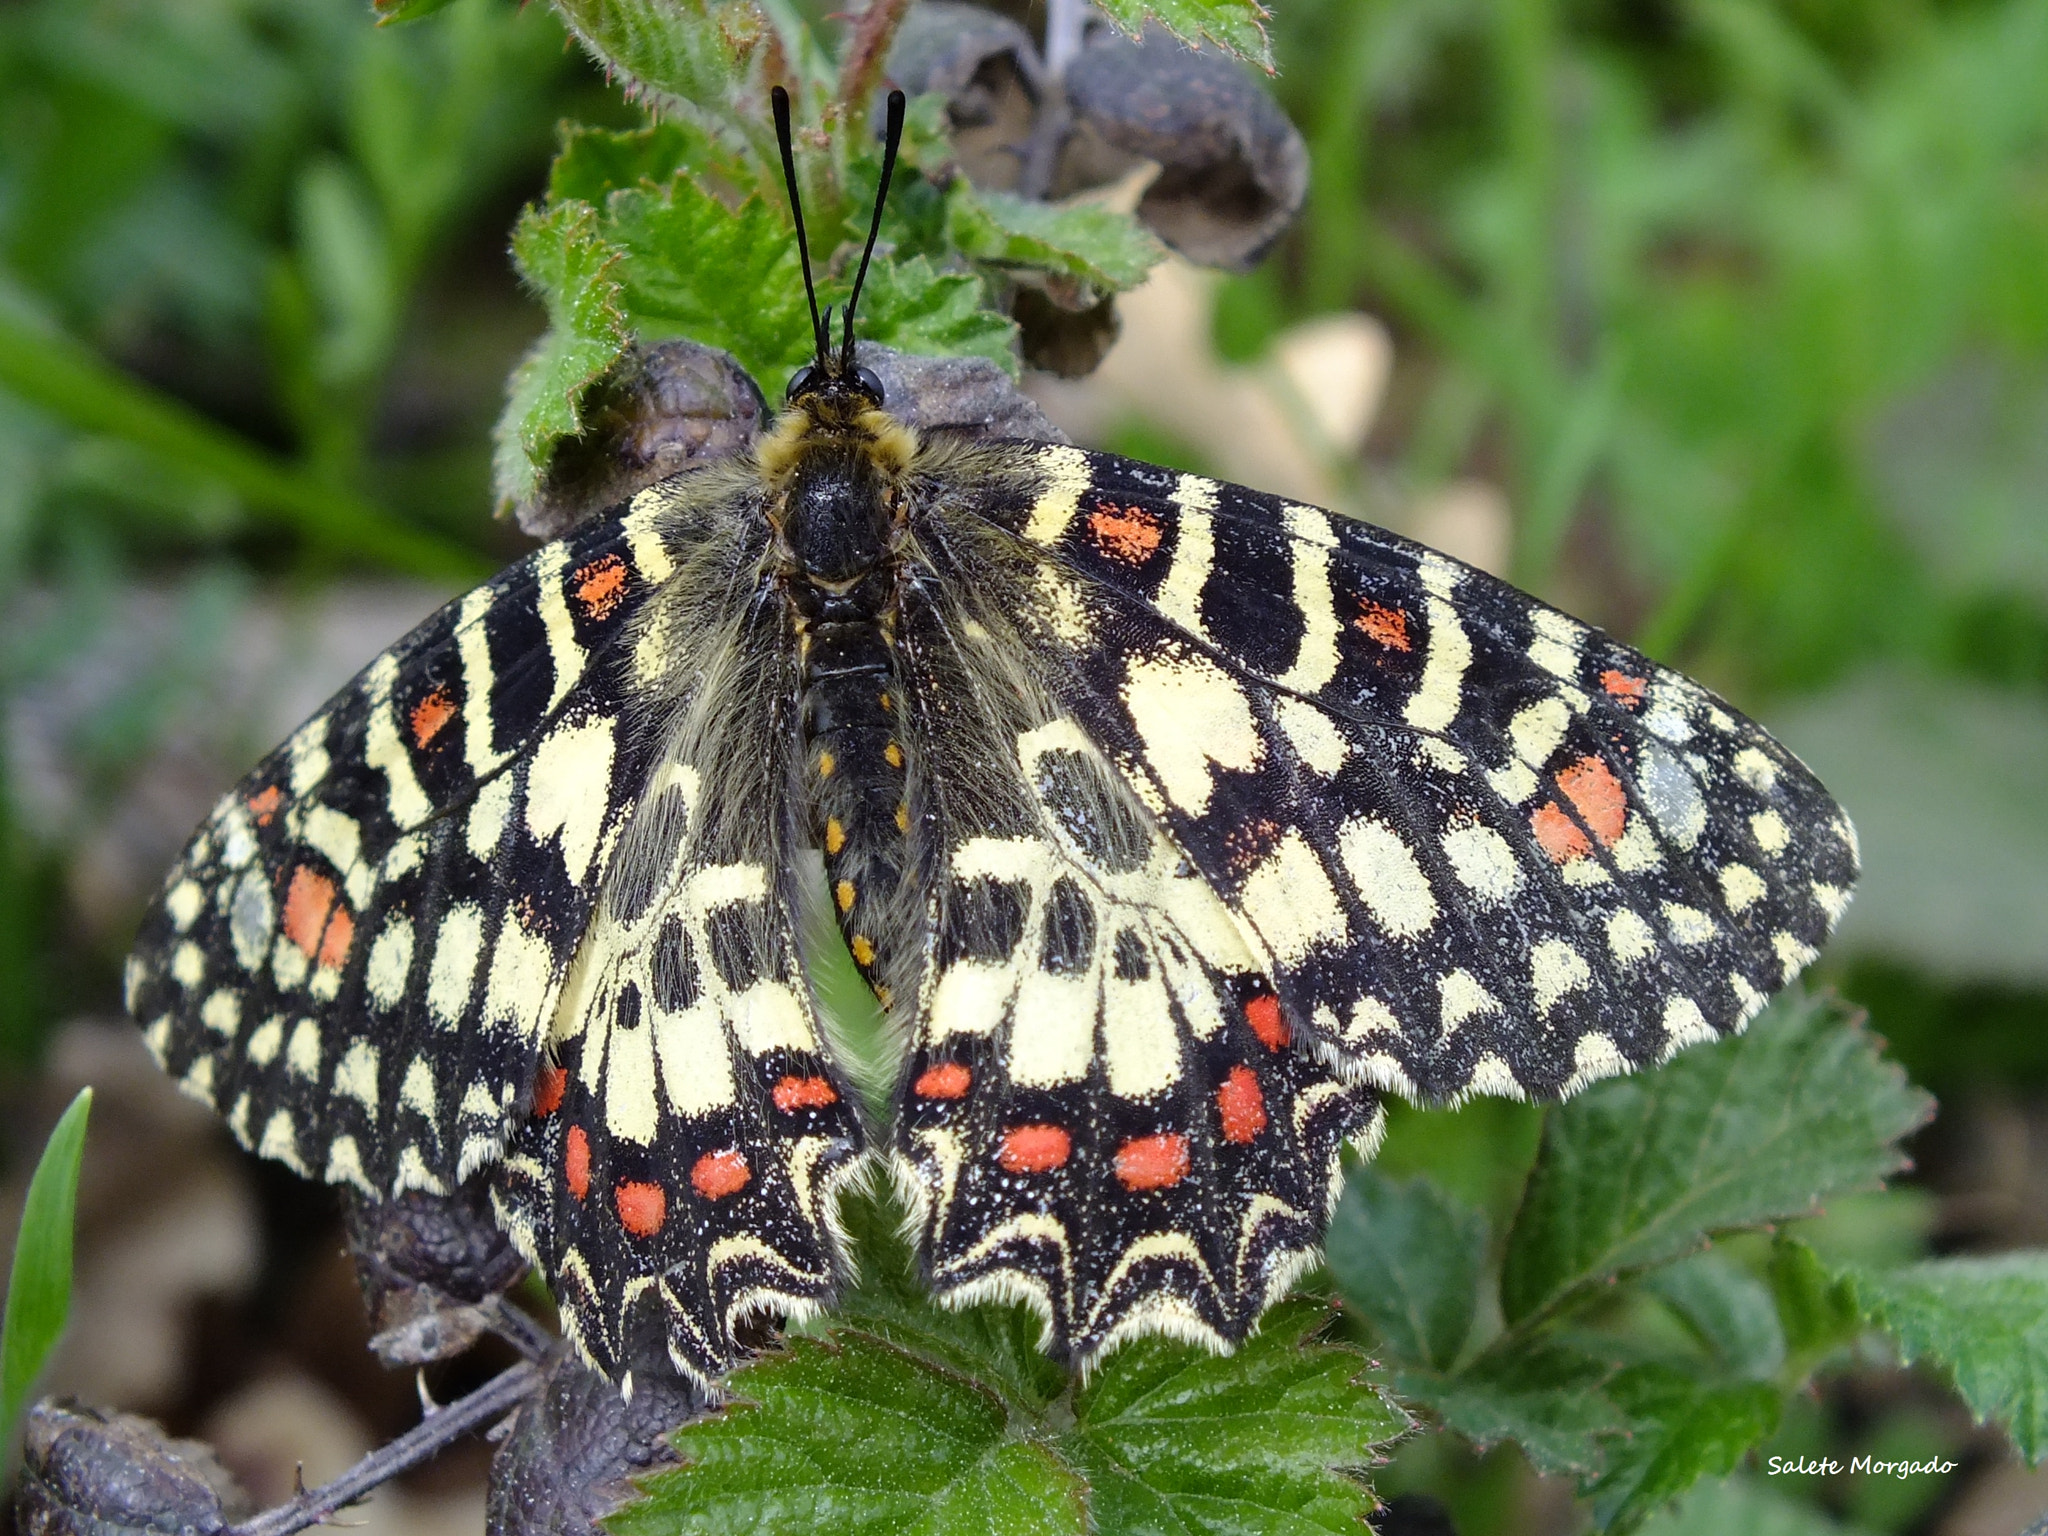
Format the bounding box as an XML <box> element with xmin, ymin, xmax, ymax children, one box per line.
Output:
<box><xmin>225</xmin><ymin>1362</ymin><xmax>540</xmax><ymax>1536</ymax></box>
<box><xmin>0</xmin><ymin>313</ymin><xmax>488</xmax><ymax>581</ymax></box>
<box><xmin>836</xmin><ymin>0</ymin><xmax>913</xmax><ymax>111</ymax></box>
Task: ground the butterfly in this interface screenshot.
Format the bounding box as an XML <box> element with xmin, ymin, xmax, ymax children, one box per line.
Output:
<box><xmin>124</xmin><ymin>87</ymin><xmax>1856</xmax><ymax>1389</ymax></box>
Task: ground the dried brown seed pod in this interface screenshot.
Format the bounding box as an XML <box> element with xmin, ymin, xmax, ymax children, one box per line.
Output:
<box><xmin>344</xmin><ymin>1180</ymin><xmax>528</xmax><ymax>1366</ymax></box>
<box><xmin>513</xmin><ymin>339</ymin><xmax>768</xmax><ymax>541</ymax></box>
<box><xmin>1060</xmin><ymin>28</ymin><xmax>1308</xmax><ymax>271</ymax></box>
<box><xmin>886</xmin><ymin>1</ymin><xmax>1044</xmax><ymax>191</ymax></box>
<box><xmin>485</xmin><ymin>1348</ymin><xmax>703</xmax><ymax>1536</ymax></box>
<box><xmin>15</xmin><ymin>1402</ymin><xmax>250</xmax><ymax>1536</ymax></box>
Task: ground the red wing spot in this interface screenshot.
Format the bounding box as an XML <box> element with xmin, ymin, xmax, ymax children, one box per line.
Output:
<box><xmin>1115</xmin><ymin>1133</ymin><xmax>1191</xmax><ymax>1191</ymax></box>
<box><xmin>1087</xmin><ymin>501</ymin><xmax>1164</xmax><ymax>565</ymax></box>
<box><xmin>532</xmin><ymin>1064</ymin><xmax>566</xmax><ymax>1117</ymax></box>
<box><xmin>316</xmin><ymin>903</ymin><xmax>354</xmax><ymax>970</ymax></box>
<box><xmin>998</xmin><ymin>1124</ymin><xmax>1072</xmax><ymax>1174</ymax></box>
<box><xmin>615</xmin><ymin>1180</ymin><xmax>667</xmax><ymax>1237</ymax></box>
<box><xmin>1244</xmin><ymin>994</ymin><xmax>1290</xmax><ymax>1051</ymax></box>
<box><xmin>914</xmin><ymin>1062</ymin><xmax>972</xmax><ymax>1099</ymax></box>
<box><xmin>772</xmin><ymin>1074</ymin><xmax>839</xmax><ymax>1111</ymax></box>
<box><xmin>573</xmin><ymin>553</ymin><xmax>630</xmax><ymax>621</ymax></box>
<box><xmin>1557</xmin><ymin>754</ymin><xmax>1627</xmax><ymax>848</ymax></box>
<box><xmin>1600</xmin><ymin>670</ymin><xmax>1647</xmax><ymax>708</ymax></box>
<box><xmin>410</xmin><ymin>688</ymin><xmax>457</xmax><ymax>747</ymax></box>
<box><xmin>281</xmin><ymin>867</ymin><xmax>338</xmax><ymax>958</ymax></box>
<box><xmin>1531</xmin><ymin>801</ymin><xmax>1592</xmax><ymax>863</ymax></box>
<box><xmin>690</xmin><ymin>1149</ymin><xmax>750</xmax><ymax>1200</ymax></box>
<box><xmin>1354</xmin><ymin>601</ymin><xmax>1413</xmax><ymax>652</ymax></box>
<box><xmin>564</xmin><ymin>1125</ymin><xmax>591</xmax><ymax>1201</ymax></box>
<box><xmin>1217</xmin><ymin>1065</ymin><xmax>1267</xmax><ymax>1144</ymax></box>
<box><xmin>246</xmin><ymin>785</ymin><xmax>283</xmax><ymax>826</ymax></box>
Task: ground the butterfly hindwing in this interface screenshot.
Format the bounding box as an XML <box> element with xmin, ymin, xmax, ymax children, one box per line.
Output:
<box><xmin>968</xmin><ymin>444</ymin><xmax>1855</xmax><ymax>1104</ymax></box>
<box><xmin>124</xmin><ymin>507</ymin><xmax>686</xmax><ymax>1196</ymax></box>
<box><xmin>888</xmin><ymin>506</ymin><xmax>1379</xmax><ymax>1362</ymax></box>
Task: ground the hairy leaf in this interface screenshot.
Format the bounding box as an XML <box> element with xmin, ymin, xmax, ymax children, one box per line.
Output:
<box><xmin>1853</xmin><ymin>1253</ymin><xmax>2048</xmax><ymax>1462</ymax></box>
<box><xmin>1092</xmin><ymin>0</ymin><xmax>1274</xmax><ymax>70</ymax></box>
<box><xmin>496</xmin><ymin>201</ymin><xmax>629</xmax><ymax>504</ymax></box>
<box><xmin>549</xmin><ymin>121</ymin><xmax>740</xmax><ymax>206</ymax></box>
<box><xmin>1396</xmin><ymin>1339</ymin><xmax>1631</xmax><ymax>1477</ymax></box>
<box><xmin>1637</xmin><ymin>1475</ymin><xmax>1875</xmax><ymax>1536</ymax></box>
<box><xmin>851</xmin><ymin>256</ymin><xmax>1018</xmax><ymax>376</ymax></box>
<box><xmin>1501</xmin><ymin>992</ymin><xmax>1931</xmax><ymax>1328</ymax></box>
<box><xmin>947</xmin><ymin>188</ymin><xmax>1165</xmax><ymax>294</ymax></box>
<box><xmin>2</xmin><ymin>1089</ymin><xmax>91</xmax><ymax>1447</ymax></box>
<box><xmin>1326</xmin><ymin>1168</ymin><xmax>1487</xmax><ymax>1371</ymax></box>
<box><xmin>547</xmin><ymin>0</ymin><xmax>776</xmax><ymax>119</ymax></box>
<box><xmin>1643</xmin><ymin>1252</ymin><xmax>1786</xmax><ymax>1381</ymax></box>
<box><xmin>1587</xmin><ymin>1365</ymin><xmax>1781</xmax><ymax>1532</ymax></box>
<box><xmin>1768</xmin><ymin>1235</ymin><xmax>1862</xmax><ymax>1367</ymax></box>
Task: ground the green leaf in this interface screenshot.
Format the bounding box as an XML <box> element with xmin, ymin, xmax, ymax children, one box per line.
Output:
<box><xmin>1642</xmin><ymin>1251</ymin><xmax>1786</xmax><ymax>1381</ymax></box>
<box><xmin>2</xmin><ymin>1088</ymin><xmax>91</xmax><ymax>1447</ymax></box>
<box><xmin>549</xmin><ymin>121</ymin><xmax>737</xmax><ymax>206</ymax></box>
<box><xmin>1092</xmin><ymin>0</ymin><xmax>1274</xmax><ymax>70</ymax></box>
<box><xmin>622</xmin><ymin>1193</ymin><xmax>1405</xmax><ymax>1535</ymax></box>
<box><xmin>1767</xmin><ymin>1235</ymin><xmax>1862</xmax><ymax>1366</ymax></box>
<box><xmin>617</xmin><ymin>1331</ymin><xmax>1090</xmax><ymax>1536</ymax></box>
<box><xmin>1500</xmin><ymin>992</ymin><xmax>1931</xmax><ymax>1329</ymax></box>
<box><xmin>1770</xmin><ymin>670</ymin><xmax>2048</xmax><ymax>986</ymax></box>
<box><xmin>1325</xmin><ymin>1167</ymin><xmax>1487</xmax><ymax>1370</ymax></box>
<box><xmin>372</xmin><ymin>0</ymin><xmax>459</xmax><ymax>24</ymax></box>
<box><xmin>495</xmin><ymin>200</ymin><xmax>630</xmax><ymax>506</ymax></box>
<box><xmin>852</xmin><ymin>257</ymin><xmax>1018</xmax><ymax>377</ymax></box>
<box><xmin>1851</xmin><ymin>1252</ymin><xmax>2048</xmax><ymax>1462</ymax></box>
<box><xmin>547</xmin><ymin>0</ymin><xmax>777</xmax><ymax>120</ymax></box>
<box><xmin>1396</xmin><ymin>1339</ymin><xmax>1632</xmax><ymax>1476</ymax></box>
<box><xmin>603</xmin><ymin>175</ymin><xmax>815</xmax><ymax>388</ymax></box>
<box><xmin>946</xmin><ymin>188</ymin><xmax>1166</xmax><ymax>294</ymax></box>
<box><xmin>1066</xmin><ymin>1299</ymin><xmax>1408</xmax><ymax>1535</ymax></box>
<box><xmin>1637</xmin><ymin>1474</ymin><xmax>1876</xmax><ymax>1536</ymax></box>
<box><xmin>1587</xmin><ymin>1366</ymin><xmax>1781</xmax><ymax>1532</ymax></box>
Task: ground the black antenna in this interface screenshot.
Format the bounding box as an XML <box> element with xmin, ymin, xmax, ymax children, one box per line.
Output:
<box><xmin>771</xmin><ymin>86</ymin><xmax>828</xmax><ymax>364</ymax></box>
<box><xmin>840</xmin><ymin>89</ymin><xmax>907</xmax><ymax>368</ymax></box>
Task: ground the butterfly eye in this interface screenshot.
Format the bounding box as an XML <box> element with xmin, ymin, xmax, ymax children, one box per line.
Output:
<box><xmin>786</xmin><ymin>365</ymin><xmax>821</xmax><ymax>402</ymax></box>
<box><xmin>853</xmin><ymin>366</ymin><xmax>885</xmax><ymax>405</ymax></box>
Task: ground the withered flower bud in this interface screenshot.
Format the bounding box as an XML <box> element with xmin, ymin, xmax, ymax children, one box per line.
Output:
<box><xmin>344</xmin><ymin>1180</ymin><xmax>527</xmax><ymax>1366</ymax></box>
<box><xmin>15</xmin><ymin>1403</ymin><xmax>249</xmax><ymax>1536</ymax></box>
<box><xmin>886</xmin><ymin>1</ymin><xmax>1044</xmax><ymax>191</ymax></box>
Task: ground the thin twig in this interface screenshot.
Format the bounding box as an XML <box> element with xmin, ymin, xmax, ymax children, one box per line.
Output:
<box><xmin>836</xmin><ymin>0</ymin><xmax>913</xmax><ymax>113</ymax></box>
<box><xmin>482</xmin><ymin>1298</ymin><xmax>557</xmax><ymax>1363</ymax></box>
<box><xmin>224</xmin><ymin>1364</ymin><xmax>541</xmax><ymax>1536</ymax></box>
<box><xmin>1019</xmin><ymin>0</ymin><xmax>1090</xmax><ymax>199</ymax></box>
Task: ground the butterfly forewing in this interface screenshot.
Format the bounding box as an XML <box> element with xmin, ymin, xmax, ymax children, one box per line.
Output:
<box><xmin>970</xmin><ymin>444</ymin><xmax>1856</xmax><ymax>1104</ymax></box>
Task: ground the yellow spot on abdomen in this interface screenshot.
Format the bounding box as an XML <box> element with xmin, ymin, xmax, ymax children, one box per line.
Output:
<box><xmin>851</xmin><ymin>935</ymin><xmax>876</xmax><ymax>966</ymax></box>
<box><xmin>835</xmin><ymin>880</ymin><xmax>856</xmax><ymax>913</ymax></box>
<box><xmin>895</xmin><ymin>802</ymin><xmax>909</xmax><ymax>833</ymax></box>
<box><xmin>818</xmin><ymin>751</ymin><xmax>836</xmax><ymax>777</ymax></box>
<box><xmin>884</xmin><ymin>741</ymin><xmax>904</xmax><ymax>769</ymax></box>
<box><xmin>825</xmin><ymin>818</ymin><xmax>846</xmax><ymax>854</ymax></box>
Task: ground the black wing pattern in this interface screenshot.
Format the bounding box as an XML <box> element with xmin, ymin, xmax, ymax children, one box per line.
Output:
<box><xmin>967</xmin><ymin>444</ymin><xmax>1856</xmax><ymax>1105</ymax></box>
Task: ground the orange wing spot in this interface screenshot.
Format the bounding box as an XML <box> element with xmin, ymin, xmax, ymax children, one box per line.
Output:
<box><xmin>281</xmin><ymin>866</ymin><xmax>338</xmax><ymax>958</ymax></box>
<box><xmin>564</xmin><ymin>1126</ymin><xmax>591</xmax><ymax>1200</ymax></box>
<box><xmin>1557</xmin><ymin>754</ymin><xmax>1627</xmax><ymax>847</ymax></box>
<box><xmin>691</xmin><ymin>1149</ymin><xmax>751</xmax><ymax>1200</ymax></box>
<box><xmin>246</xmin><ymin>785</ymin><xmax>283</xmax><ymax>825</ymax></box>
<box><xmin>999</xmin><ymin>1124</ymin><xmax>1072</xmax><ymax>1174</ymax></box>
<box><xmin>1601</xmin><ymin>670</ymin><xmax>1647</xmax><ymax>707</ymax></box>
<box><xmin>615</xmin><ymin>1179</ymin><xmax>667</xmax><ymax>1236</ymax></box>
<box><xmin>1087</xmin><ymin>501</ymin><xmax>1164</xmax><ymax>565</ymax></box>
<box><xmin>825</xmin><ymin>818</ymin><xmax>847</xmax><ymax>854</ymax></box>
<box><xmin>573</xmin><ymin>553</ymin><xmax>629</xmax><ymax>621</ymax></box>
<box><xmin>1217</xmin><ymin>1065</ymin><xmax>1267</xmax><ymax>1144</ymax></box>
<box><xmin>532</xmin><ymin>1064</ymin><xmax>566</xmax><ymax>1117</ymax></box>
<box><xmin>1116</xmin><ymin>1132</ymin><xmax>1191</xmax><ymax>1191</ymax></box>
<box><xmin>772</xmin><ymin>1075</ymin><xmax>839</xmax><ymax>1111</ymax></box>
<box><xmin>915</xmin><ymin>1062</ymin><xmax>972</xmax><ymax>1099</ymax></box>
<box><xmin>850</xmin><ymin>935</ymin><xmax>876</xmax><ymax>966</ymax></box>
<box><xmin>316</xmin><ymin>903</ymin><xmax>354</xmax><ymax>970</ymax></box>
<box><xmin>1531</xmin><ymin>801</ymin><xmax>1592</xmax><ymax>863</ymax></box>
<box><xmin>409</xmin><ymin>688</ymin><xmax>457</xmax><ymax>747</ymax></box>
<box><xmin>1244</xmin><ymin>994</ymin><xmax>1290</xmax><ymax>1051</ymax></box>
<box><xmin>1354</xmin><ymin>600</ymin><xmax>1413</xmax><ymax>652</ymax></box>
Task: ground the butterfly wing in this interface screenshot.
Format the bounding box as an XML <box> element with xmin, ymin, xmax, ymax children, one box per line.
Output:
<box><xmin>489</xmin><ymin>575</ymin><xmax>866</xmax><ymax>1386</ymax></box>
<box><xmin>125</xmin><ymin>506</ymin><xmax>689</xmax><ymax>1196</ymax></box>
<box><xmin>886</xmin><ymin>465</ymin><xmax>1379</xmax><ymax>1363</ymax></box>
<box><xmin>964</xmin><ymin>444</ymin><xmax>1856</xmax><ymax>1103</ymax></box>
